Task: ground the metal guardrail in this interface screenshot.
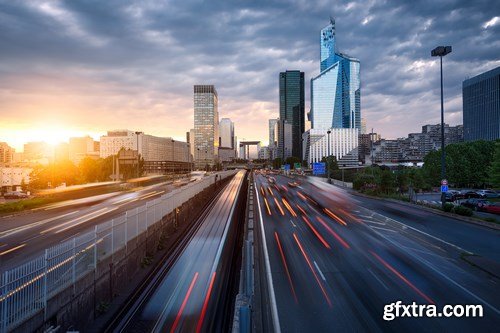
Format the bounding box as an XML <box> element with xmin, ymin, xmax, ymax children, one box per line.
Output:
<box><xmin>0</xmin><ymin>171</ymin><xmax>236</xmax><ymax>333</ymax></box>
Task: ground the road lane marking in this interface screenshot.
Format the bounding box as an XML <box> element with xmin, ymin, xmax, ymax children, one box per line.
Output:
<box><xmin>370</xmin><ymin>226</ymin><xmax>397</xmax><ymax>233</ymax></box>
<box><xmin>0</xmin><ymin>211</ymin><xmax>80</xmax><ymax>238</ymax></box>
<box><xmin>289</xmin><ymin>219</ymin><xmax>297</xmax><ymax>228</ymax></box>
<box><xmin>364</xmin><ymin>220</ymin><xmax>386</xmax><ymax>225</ymax></box>
<box><xmin>255</xmin><ymin>180</ymin><xmax>281</xmax><ymax>333</ymax></box>
<box><xmin>0</xmin><ymin>243</ymin><xmax>26</xmax><ymax>256</ymax></box>
<box><xmin>370</xmin><ymin>211</ymin><xmax>473</xmax><ymax>255</ymax></box>
<box><xmin>367</xmin><ymin>268</ymin><xmax>389</xmax><ymax>290</ymax></box>
<box><xmin>370</xmin><ymin>228</ymin><xmax>500</xmax><ymax>315</ymax></box>
<box><xmin>314</xmin><ymin>261</ymin><xmax>327</xmax><ymax>281</ymax></box>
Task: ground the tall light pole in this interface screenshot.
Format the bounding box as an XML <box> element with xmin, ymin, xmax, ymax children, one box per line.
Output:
<box><xmin>135</xmin><ymin>131</ymin><xmax>142</xmax><ymax>178</ymax></box>
<box><xmin>431</xmin><ymin>45</ymin><xmax>452</xmax><ymax>209</ymax></box>
<box><xmin>327</xmin><ymin>129</ymin><xmax>331</xmax><ymax>183</ymax></box>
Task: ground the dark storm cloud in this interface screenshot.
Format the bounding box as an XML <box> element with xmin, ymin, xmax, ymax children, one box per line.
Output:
<box><xmin>0</xmin><ymin>0</ymin><xmax>499</xmax><ymax>143</ymax></box>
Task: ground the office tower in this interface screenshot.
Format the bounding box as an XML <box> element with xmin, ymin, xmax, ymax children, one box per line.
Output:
<box><xmin>268</xmin><ymin>119</ymin><xmax>279</xmax><ymax>160</ymax></box>
<box><xmin>219</xmin><ymin>118</ymin><xmax>235</xmax><ymax>149</ymax></box>
<box><xmin>279</xmin><ymin>70</ymin><xmax>305</xmax><ymax>159</ymax></box>
<box><xmin>277</xmin><ymin>119</ymin><xmax>293</xmax><ymax>160</ymax></box>
<box><xmin>0</xmin><ymin>142</ymin><xmax>14</xmax><ymax>164</ymax></box>
<box><xmin>303</xmin><ymin>128</ymin><xmax>359</xmax><ymax>167</ymax></box>
<box><xmin>194</xmin><ymin>85</ymin><xmax>219</xmax><ymax>168</ymax></box>
<box><xmin>310</xmin><ymin>18</ymin><xmax>360</xmax><ymax>130</ymax></box>
<box><xmin>187</xmin><ymin>129</ymin><xmax>196</xmax><ymax>161</ymax></box>
<box><xmin>463</xmin><ymin>66</ymin><xmax>500</xmax><ymax>141</ymax></box>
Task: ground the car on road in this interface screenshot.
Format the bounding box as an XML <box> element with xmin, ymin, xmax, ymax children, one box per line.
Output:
<box><xmin>460</xmin><ymin>198</ymin><xmax>489</xmax><ymax>211</ymax></box>
<box><xmin>3</xmin><ymin>191</ymin><xmax>29</xmax><ymax>199</ymax></box>
<box><xmin>476</xmin><ymin>190</ymin><xmax>499</xmax><ymax>199</ymax></box>
<box><xmin>461</xmin><ymin>190</ymin><xmax>481</xmax><ymax>199</ymax></box>
<box><xmin>288</xmin><ymin>181</ymin><xmax>299</xmax><ymax>187</ymax></box>
<box><xmin>481</xmin><ymin>202</ymin><xmax>500</xmax><ymax>215</ymax></box>
<box><xmin>444</xmin><ymin>190</ymin><xmax>464</xmax><ymax>202</ymax></box>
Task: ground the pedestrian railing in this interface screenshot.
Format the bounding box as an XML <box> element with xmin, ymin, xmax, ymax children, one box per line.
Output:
<box><xmin>0</xmin><ymin>171</ymin><xmax>236</xmax><ymax>332</ymax></box>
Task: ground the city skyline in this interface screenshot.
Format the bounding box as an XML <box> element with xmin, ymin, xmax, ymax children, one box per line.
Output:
<box><xmin>1</xmin><ymin>1</ymin><xmax>499</xmax><ymax>151</ymax></box>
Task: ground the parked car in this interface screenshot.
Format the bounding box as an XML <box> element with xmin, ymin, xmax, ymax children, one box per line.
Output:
<box><xmin>444</xmin><ymin>190</ymin><xmax>464</xmax><ymax>202</ymax></box>
<box><xmin>482</xmin><ymin>202</ymin><xmax>500</xmax><ymax>215</ymax></box>
<box><xmin>476</xmin><ymin>190</ymin><xmax>499</xmax><ymax>199</ymax></box>
<box><xmin>460</xmin><ymin>198</ymin><xmax>489</xmax><ymax>211</ymax></box>
<box><xmin>461</xmin><ymin>190</ymin><xmax>481</xmax><ymax>199</ymax></box>
<box><xmin>3</xmin><ymin>191</ymin><xmax>29</xmax><ymax>199</ymax></box>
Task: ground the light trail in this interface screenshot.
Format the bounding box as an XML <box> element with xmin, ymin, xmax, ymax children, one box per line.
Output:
<box><xmin>293</xmin><ymin>233</ymin><xmax>332</xmax><ymax>307</ymax></box>
<box><xmin>316</xmin><ymin>216</ymin><xmax>350</xmax><ymax>249</ymax></box>
<box><xmin>275</xmin><ymin>232</ymin><xmax>298</xmax><ymax>303</ymax></box>
<box><xmin>170</xmin><ymin>272</ymin><xmax>200</xmax><ymax>333</ymax></box>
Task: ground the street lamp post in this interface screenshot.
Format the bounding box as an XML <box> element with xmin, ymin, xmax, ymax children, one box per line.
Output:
<box><xmin>135</xmin><ymin>131</ymin><xmax>142</xmax><ymax>178</ymax></box>
<box><xmin>431</xmin><ymin>46</ymin><xmax>452</xmax><ymax>209</ymax></box>
<box><xmin>327</xmin><ymin>130</ymin><xmax>331</xmax><ymax>184</ymax></box>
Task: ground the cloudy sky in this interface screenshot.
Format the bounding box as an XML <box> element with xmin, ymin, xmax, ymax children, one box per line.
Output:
<box><xmin>0</xmin><ymin>0</ymin><xmax>499</xmax><ymax>151</ymax></box>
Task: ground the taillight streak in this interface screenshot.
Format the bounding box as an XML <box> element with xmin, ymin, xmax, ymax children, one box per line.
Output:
<box><xmin>275</xmin><ymin>232</ymin><xmax>298</xmax><ymax>303</ymax></box>
<box><xmin>293</xmin><ymin>233</ymin><xmax>332</xmax><ymax>307</ymax></box>
<box><xmin>370</xmin><ymin>251</ymin><xmax>434</xmax><ymax>304</ymax></box>
<box><xmin>196</xmin><ymin>272</ymin><xmax>216</xmax><ymax>333</ymax></box>
<box><xmin>316</xmin><ymin>216</ymin><xmax>350</xmax><ymax>249</ymax></box>
<box><xmin>301</xmin><ymin>215</ymin><xmax>331</xmax><ymax>249</ymax></box>
<box><xmin>323</xmin><ymin>208</ymin><xmax>347</xmax><ymax>226</ymax></box>
<box><xmin>170</xmin><ymin>272</ymin><xmax>199</xmax><ymax>333</ymax></box>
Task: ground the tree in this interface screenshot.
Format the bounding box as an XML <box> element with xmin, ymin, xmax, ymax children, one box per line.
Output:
<box><xmin>272</xmin><ymin>158</ymin><xmax>283</xmax><ymax>169</ymax></box>
<box><xmin>321</xmin><ymin>155</ymin><xmax>339</xmax><ymax>174</ymax></box>
<box><xmin>79</xmin><ymin>157</ymin><xmax>100</xmax><ymax>183</ymax></box>
<box><xmin>285</xmin><ymin>156</ymin><xmax>301</xmax><ymax>169</ymax></box>
<box><xmin>380</xmin><ymin>169</ymin><xmax>395</xmax><ymax>194</ymax></box>
<box><xmin>489</xmin><ymin>141</ymin><xmax>500</xmax><ymax>188</ymax></box>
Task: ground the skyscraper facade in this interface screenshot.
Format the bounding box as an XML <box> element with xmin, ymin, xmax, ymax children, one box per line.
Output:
<box><xmin>268</xmin><ymin>118</ymin><xmax>279</xmax><ymax>160</ymax></box>
<box><xmin>219</xmin><ymin>118</ymin><xmax>235</xmax><ymax>149</ymax></box>
<box><xmin>279</xmin><ymin>70</ymin><xmax>305</xmax><ymax>159</ymax></box>
<box><xmin>194</xmin><ymin>85</ymin><xmax>219</xmax><ymax>168</ymax></box>
<box><xmin>310</xmin><ymin>18</ymin><xmax>360</xmax><ymax>130</ymax></box>
<box><xmin>463</xmin><ymin>66</ymin><xmax>500</xmax><ymax>141</ymax></box>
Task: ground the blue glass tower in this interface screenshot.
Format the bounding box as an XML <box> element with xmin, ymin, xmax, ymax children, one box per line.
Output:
<box><xmin>310</xmin><ymin>18</ymin><xmax>360</xmax><ymax>130</ymax></box>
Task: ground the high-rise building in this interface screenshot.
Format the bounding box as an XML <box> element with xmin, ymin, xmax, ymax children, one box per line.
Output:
<box><xmin>0</xmin><ymin>142</ymin><xmax>14</xmax><ymax>165</ymax></box>
<box><xmin>194</xmin><ymin>85</ymin><xmax>219</xmax><ymax>168</ymax></box>
<box><xmin>187</xmin><ymin>129</ymin><xmax>196</xmax><ymax>161</ymax></box>
<box><xmin>277</xmin><ymin>120</ymin><xmax>293</xmax><ymax>160</ymax></box>
<box><xmin>100</xmin><ymin>130</ymin><xmax>190</xmax><ymax>175</ymax></box>
<box><xmin>463</xmin><ymin>66</ymin><xmax>500</xmax><ymax>141</ymax></box>
<box><xmin>310</xmin><ymin>18</ymin><xmax>360</xmax><ymax>130</ymax></box>
<box><xmin>303</xmin><ymin>128</ymin><xmax>359</xmax><ymax>167</ymax></box>
<box><xmin>67</xmin><ymin>136</ymin><xmax>99</xmax><ymax>165</ymax></box>
<box><xmin>219</xmin><ymin>118</ymin><xmax>235</xmax><ymax>149</ymax></box>
<box><xmin>23</xmin><ymin>141</ymin><xmax>54</xmax><ymax>165</ymax></box>
<box><xmin>268</xmin><ymin>119</ymin><xmax>279</xmax><ymax>160</ymax></box>
<box><xmin>279</xmin><ymin>70</ymin><xmax>305</xmax><ymax>159</ymax></box>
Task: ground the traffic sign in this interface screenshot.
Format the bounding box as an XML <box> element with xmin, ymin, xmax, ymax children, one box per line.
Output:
<box><xmin>441</xmin><ymin>179</ymin><xmax>448</xmax><ymax>185</ymax></box>
<box><xmin>312</xmin><ymin>162</ymin><xmax>326</xmax><ymax>175</ymax></box>
<box><xmin>294</xmin><ymin>162</ymin><xmax>301</xmax><ymax>169</ymax></box>
<box><xmin>284</xmin><ymin>164</ymin><xmax>291</xmax><ymax>171</ymax></box>
<box><xmin>441</xmin><ymin>185</ymin><xmax>448</xmax><ymax>193</ymax></box>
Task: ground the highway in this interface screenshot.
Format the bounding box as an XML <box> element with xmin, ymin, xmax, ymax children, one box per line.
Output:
<box><xmin>0</xmin><ymin>178</ymin><xmax>193</xmax><ymax>271</ymax></box>
<box><xmin>255</xmin><ymin>173</ymin><xmax>500</xmax><ymax>332</ymax></box>
<box><xmin>113</xmin><ymin>170</ymin><xmax>246</xmax><ymax>332</ymax></box>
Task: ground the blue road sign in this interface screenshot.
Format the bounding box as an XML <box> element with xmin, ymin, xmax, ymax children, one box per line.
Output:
<box><xmin>441</xmin><ymin>185</ymin><xmax>448</xmax><ymax>193</ymax></box>
<box><xmin>312</xmin><ymin>162</ymin><xmax>326</xmax><ymax>175</ymax></box>
<box><xmin>284</xmin><ymin>164</ymin><xmax>291</xmax><ymax>171</ymax></box>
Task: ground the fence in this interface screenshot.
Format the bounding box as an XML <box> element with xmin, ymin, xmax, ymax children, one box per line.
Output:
<box><xmin>0</xmin><ymin>171</ymin><xmax>236</xmax><ymax>332</ymax></box>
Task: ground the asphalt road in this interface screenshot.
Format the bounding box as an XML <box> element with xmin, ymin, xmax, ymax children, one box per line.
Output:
<box><xmin>0</xmin><ymin>178</ymin><xmax>193</xmax><ymax>271</ymax></box>
<box><xmin>117</xmin><ymin>170</ymin><xmax>245</xmax><ymax>333</ymax></box>
<box><xmin>255</xmin><ymin>173</ymin><xmax>500</xmax><ymax>332</ymax></box>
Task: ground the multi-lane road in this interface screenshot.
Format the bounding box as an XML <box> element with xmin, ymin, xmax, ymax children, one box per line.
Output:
<box><xmin>0</xmin><ymin>179</ymin><xmax>192</xmax><ymax>271</ymax></box>
<box><xmin>255</xmin><ymin>172</ymin><xmax>500</xmax><ymax>332</ymax></box>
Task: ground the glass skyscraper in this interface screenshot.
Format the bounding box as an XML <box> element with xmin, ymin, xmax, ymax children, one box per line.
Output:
<box><xmin>279</xmin><ymin>70</ymin><xmax>305</xmax><ymax>159</ymax></box>
<box><xmin>310</xmin><ymin>18</ymin><xmax>360</xmax><ymax>130</ymax></box>
<box><xmin>463</xmin><ymin>66</ymin><xmax>500</xmax><ymax>141</ymax></box>
<box><xmin>194</xmin><ymin>85</ymin><xmax>219</xmax><ymax>168</ymax></box>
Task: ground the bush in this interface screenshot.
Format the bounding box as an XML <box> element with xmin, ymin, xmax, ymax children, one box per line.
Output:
<box><xmin>443</xmin><ymin>203</ymin><xmax>454</xmax><ymax>212</ymax></box>
<box><xmin>452</xmin><ymin>205</ymin><xmax>473</xmax><ymax>216</ymax></box>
